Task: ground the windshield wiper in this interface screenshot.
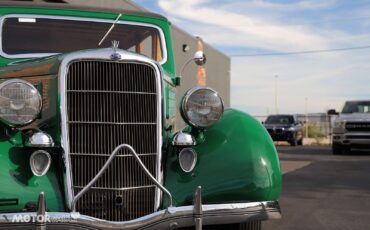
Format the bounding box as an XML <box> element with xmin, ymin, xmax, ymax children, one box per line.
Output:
<box><xmin>98</xmin><ymin>13</ymin><xmax>122</xmax><ymax>46</ymax></box>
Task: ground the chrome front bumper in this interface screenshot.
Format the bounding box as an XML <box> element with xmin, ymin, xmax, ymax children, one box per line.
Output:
<box><xmin>0</xmin><ymin>144</ymin><xmax>281</xmax><ymax>229</ymax></box>
<box><xmin>333</xmin><ymin>133</ymin><xmax>370</xmax><ymax>145</ymax></box>
<box><xmin>0</xmin><ymin>200</ymin><xmax>280</xmax><ymax>229</ymax></box>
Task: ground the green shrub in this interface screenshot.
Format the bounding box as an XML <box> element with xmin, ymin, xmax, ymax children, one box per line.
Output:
<box><xmin>303</xmin><ymin>125</ymin><xmax>326</xmax><ymax>144</ymax></box>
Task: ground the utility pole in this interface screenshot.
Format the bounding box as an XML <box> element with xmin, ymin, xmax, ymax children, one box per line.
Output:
<box><xmin>305</xmin><ymin>97</ymin><xmax>309</xmax><ymax>138</ymax></box>
<box><xmin>274</xmin><ymin>75</ymin><xmax>278</xmax><ymax>114</ymax></box>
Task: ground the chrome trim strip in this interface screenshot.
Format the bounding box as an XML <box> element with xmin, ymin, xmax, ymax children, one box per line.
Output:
<box><xmin>70</xmin><ymin>153</ymin><xmax>157</xmax><ymax>157</ymax></box>
<box><xmin>344</xmin><ymin>132</ymin><xmax>370</xmax><ymax>135</ymax></box>
<box><xmin>59</xmin><ymin>48</ymin><xmax>163</xmax><ymax>211</ymax></box>
<box><xmin>67</xmin><ymin>121</ymin><xmax>157</xmax><ymax>125</ymax></box>
<box><xmin>0</xmin><ymin>14</ymin><xmax>168</xmax><ymax>65</ymax></box>
<box><xmin>67</xmin><ymin>90</ymin><xmax>157</xmax><ymax>95</ymax></box>
<box><xmin>0</xmin><ymin>201</ymin><xmax>281</xmax><ymax>229</ymax></box>
<box><xmin>73</xmin><ymin>185</ymin><xmax>156</xmax><ymax>191</ymax></box>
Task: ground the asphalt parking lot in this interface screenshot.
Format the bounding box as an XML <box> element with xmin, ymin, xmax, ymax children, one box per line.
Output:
<box><xmin>264</xmin><ymin>146</ymin><xmax>370</xmax><ymax>230</ymax></box>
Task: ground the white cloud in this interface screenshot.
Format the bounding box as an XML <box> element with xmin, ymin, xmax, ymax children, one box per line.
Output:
<box><xmin>231</xmin><ymin>0</ymin><xmax>338</xmax><ymax>11</ymax></box>
<box><xmin>155</xmin><ymin>0</ymin><xmax>370</xmax><ymax>115</ymax></box>
<box><xmin>158</xmin><ymin>0</ymin><xmax>330</xmax><ymax>51</ymax></box>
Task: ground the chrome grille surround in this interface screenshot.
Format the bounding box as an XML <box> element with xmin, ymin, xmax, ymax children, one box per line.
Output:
<box><xmin>59</xmin><ymin>49</ymin><xmax>163</xmax><ymax>221</ymax></box>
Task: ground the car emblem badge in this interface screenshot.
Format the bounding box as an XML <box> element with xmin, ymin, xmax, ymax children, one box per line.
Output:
<box><xmin>110</xmin><ymin>40</ymin><xmax>121</xmax><ymax>60</ymax></box>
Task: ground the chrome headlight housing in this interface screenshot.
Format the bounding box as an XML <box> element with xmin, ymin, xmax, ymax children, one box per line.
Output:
<box><xmin>0</xmin><ymin>79</ymin><xmax>42</xmax><ymax>126</ymax></box>
<box><xmin>333</xmin><ymin>119</ymin><xmax>346</xmax><ymax>134</ymax></box>
<box><xmin>181</xmin><ymin>87</ymin><xmax>224</xmax><ymax>128</ymax></box>
<box><xmin>333</xmin><ymin>119</ymin><xmax>345</xmax><ymax>129</ymax></box>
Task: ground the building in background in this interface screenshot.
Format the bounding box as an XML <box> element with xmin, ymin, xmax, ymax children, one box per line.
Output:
<box><xmin>62</xmin><ymin>0</ymin><xmax>231</xmax><ymax>129</ymax></box>
<box><xmin>21</xmin><ymin>0</ymin><xmax>230</xmax><ymax>128</ymax></box>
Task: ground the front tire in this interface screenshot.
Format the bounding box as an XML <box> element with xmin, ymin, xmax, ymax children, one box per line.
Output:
<box><xmin>297</xmin><ymin>138</ymin><xmax>303</xmax><ymax>146</ymax></box>
<box><xmin>332</xmin><ymin>143</ymin><xmax>347</xmax><ymax>155</ymax></box>
<box><xmin>290</xmin><ymin>139</ymin><xmax>298</xmax><ymax>146</ymax></box>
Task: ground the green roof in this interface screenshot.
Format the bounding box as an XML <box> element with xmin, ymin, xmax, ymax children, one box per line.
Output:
<box><xmin>0</xmin><ymin>1</ymin><xmax>168</xmax><ymax>21</ymax></box>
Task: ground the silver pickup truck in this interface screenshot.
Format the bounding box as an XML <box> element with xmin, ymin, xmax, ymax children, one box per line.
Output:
<box><xmin>328</xmin><ymin>101</ymin><xmax>370</xmax><ymax>154</ymax></box>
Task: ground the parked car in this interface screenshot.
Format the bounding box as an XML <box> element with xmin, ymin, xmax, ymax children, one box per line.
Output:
<box><xmin>264</xmin><ymin>115</ymin><xmax>303</xmax><ymax>146</ymax></box>
<box><xmin>0</xmin><ymin>1</ymin><xmax>281</xmax><ymax>229</ymax></box>
<box><xmin>328</xmin><ymin>100</ymin><xmax>370</xmax><ymax>155</ymax></box>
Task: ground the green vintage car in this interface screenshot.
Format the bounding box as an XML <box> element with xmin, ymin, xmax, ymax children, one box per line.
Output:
<box><xmin>0</xmin><ymin>1</ymin><xmax>281</xmax><ymax>229</ymax></box>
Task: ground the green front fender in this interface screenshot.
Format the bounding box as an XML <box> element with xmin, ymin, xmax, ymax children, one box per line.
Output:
<box><xmin>0</xmin><ymin>131</ymin><xmax>65</xmax><ymax>212</ymax></box>
<box><xmin>164</xmin><ymin>108</ymin><xmax>281</xmax><ymax>206</ymax></box>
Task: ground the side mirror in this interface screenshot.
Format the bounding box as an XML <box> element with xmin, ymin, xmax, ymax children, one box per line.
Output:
<box><xmin>177</xmin><ymin>51</ymin><xmax>207</xmax><ymax>86</ymax></box>
<box><xmin>194</xmin><ymin>51</ymin><xmax>206</xmax><ymax>66</ymax></box>
<box><xmin>327</xmin><ymin>109</ymin><xmax>338</xmax><ymax>115</ymax></box>
<box><xmin>261</xmin><ymin>121</ymin><xmax>265</xmax><ymax>124</ymax></box>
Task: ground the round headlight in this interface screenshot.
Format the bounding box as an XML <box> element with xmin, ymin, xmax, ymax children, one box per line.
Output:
<box><xmin>0</xmin><ymin>79</ymin><xmax>42</xmax><ymax>126</ymax></box>
<box><xmin>181</xmin><ymin>87</ymin><xmax>224</xmax><ymax>128</ymax></box>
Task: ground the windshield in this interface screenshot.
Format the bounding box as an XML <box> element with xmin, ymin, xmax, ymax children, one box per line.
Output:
<box><xmin>265</xmin><ymin>115</ymin><xmax>294</xmax><ymax>125</ymax></box>
<box><xmin>1</xmin><ymin>16</ymin><xmax>164</xmax><ymax>61</ymax></box>
<box><xmin>342</xmin><ymin>101</ymin><xmax>370</xmax><ymax>113</ymax></box>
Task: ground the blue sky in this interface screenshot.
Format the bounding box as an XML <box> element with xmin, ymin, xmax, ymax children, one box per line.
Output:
<box><xmin>131</xmin><ymin>0</ymin><xmax>370</xmax><ymax>115</ymax></box>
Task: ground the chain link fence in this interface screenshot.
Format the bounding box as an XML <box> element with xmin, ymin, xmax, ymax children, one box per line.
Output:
<box><xmin>254</xmin><ymin>114</ymin><xmax>338</xmax><ymax>145</ymax></box>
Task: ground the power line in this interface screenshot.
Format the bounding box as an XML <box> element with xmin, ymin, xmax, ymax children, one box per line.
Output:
<box><xmin>205</xmin><ymin>15</ymin><xmax>370</xmax><ymax>28</ymax></box>
<box><xmin>230</xmin><ymin>45</ymin><xmax>370</xmax><ymax>57</ymax></box>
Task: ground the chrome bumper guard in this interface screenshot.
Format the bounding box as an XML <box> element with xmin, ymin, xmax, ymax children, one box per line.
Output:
<box><xmin>0</xmin><ymin>145</ymin><xmax>281</xmax><ymax>229</ymax></box>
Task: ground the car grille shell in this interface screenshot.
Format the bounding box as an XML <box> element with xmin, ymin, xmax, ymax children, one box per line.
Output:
<box><xmin>66</xmin><ymin>61</ymin><xmax>159</xmax><ymax>221</ymax></box>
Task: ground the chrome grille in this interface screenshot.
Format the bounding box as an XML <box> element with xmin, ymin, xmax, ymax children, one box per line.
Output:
<box><xmin>345</xmin><ymin>122</ymin><xmax>370</xmax><ymax>132</ymax></box>
<box><xmin>66</xmin><ymin>61</ymin><xmax>158</xmax><ymax>221</ymax></box>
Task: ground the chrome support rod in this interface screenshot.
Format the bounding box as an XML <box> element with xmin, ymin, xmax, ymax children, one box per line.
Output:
<box><xmin>179</xmin><ymin>58</ymin><xmax>194</xmax><ymax>78</ymax></box>
<box><xmin>71</xmin><ymin>144</ymin><xmax>173</xmax><ymax>212</ymax></box>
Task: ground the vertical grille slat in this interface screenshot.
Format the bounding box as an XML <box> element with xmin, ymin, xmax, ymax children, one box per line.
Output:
<box><xmin>67</xmin><ymin>61</ymin><xmax>158</xmax><ymax>221</ymax></box>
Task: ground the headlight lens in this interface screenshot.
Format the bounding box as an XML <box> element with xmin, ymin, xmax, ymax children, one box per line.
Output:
<box><xmin>0</xmin><ymin>79</ymin><xmax>42</xmax><ymax>126</ymax></box>
<box><xmin>181</xmin><ymin>87</ymin><xmax>224</xmax><ymax>128</ymax></box>
<box><xmin>333</xmin><ymin>120</ymin><xmax>345</xmax><ymax>128</ymax></box>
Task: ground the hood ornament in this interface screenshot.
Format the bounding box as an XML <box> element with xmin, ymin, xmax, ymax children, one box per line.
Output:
<box><xmin>112</xmin><ymin>40</ymin><xmax>120</xmax><ymax>51</ymax></box>
<box><xmin>110</xmin><ymin>40</ymin><xmax>121</xmax><ymax>60</ymax></box>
